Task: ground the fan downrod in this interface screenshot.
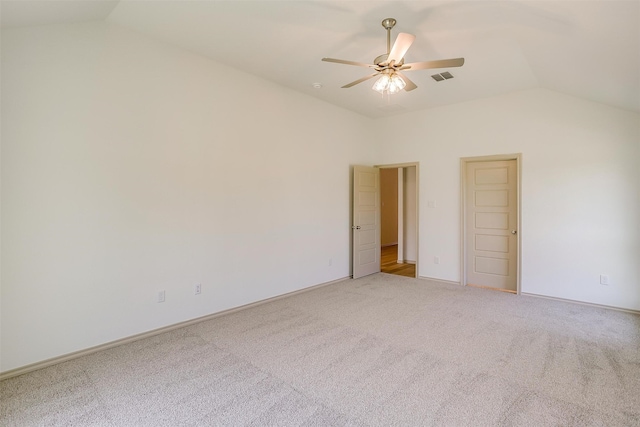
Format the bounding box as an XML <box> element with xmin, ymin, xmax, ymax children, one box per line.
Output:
<box><xmin>377</xmin><ymin>18</ymin><xmax>397</xmax><ymax>65</ymax></box>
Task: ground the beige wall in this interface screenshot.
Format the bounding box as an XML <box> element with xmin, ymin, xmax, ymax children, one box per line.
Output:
<box><xmin>2</xmin><ymin>20</ymin><xmax>639</xmax><ymax>374</ymax></box>
<box><xmin>1</xmin><ymin>22</ymin><xmax>377</xmax><ymax>372</ymax></box>
<box><xmin>377</xmin><ymin>88</ymin><xmax>640</xmax><ymax>310</ymax></box>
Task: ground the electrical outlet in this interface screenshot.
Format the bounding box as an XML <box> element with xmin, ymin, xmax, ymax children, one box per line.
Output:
<box><xmin>157</xmin><ymin>290</ymin><xmax>165</xmax><ymax>303</ymax></box>
<box><xmin>194</xmin><ymin>283</ymin><xmax>202</xmax><ymax>295</ymax></box>
<box><xmin>600</xmin><ymin>275</ymin><xmax>610</xmax><ymax>286</ymax></box>
<box><xmin>434</xmin><ymin>256</ymin><xmax>440</xmax><ymax>264</ymax></box>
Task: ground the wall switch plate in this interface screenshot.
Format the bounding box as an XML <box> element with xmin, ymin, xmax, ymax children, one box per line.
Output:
<box><xmin>434</xmin><ymin>256</ymin><xmax>440</xmax><ymax>264</ymax></box>
<box><xmin>428</xmin><ymin>200</ymin><xmax>437</xmax><ymax>208</ymax></box>
<box><xmin>194</xmin><ymin>283</ymin><xmax>202</xmax><ymax>295</ymax></box>
<box><xmin>600</xmin><ymin>275</ymin><xmax>610</xmax><ymax>286</ymax></box>
<box><xmin>157</xmin><ymin>290</ymin><xmax>166</xmax><ymax>302</ymax></box>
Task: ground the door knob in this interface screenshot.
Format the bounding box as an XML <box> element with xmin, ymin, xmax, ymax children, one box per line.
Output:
<box><xmin>352</xmin><ymin>226</ymin><xmax>361</xmax><ymax>230</ymax></box>
<box><xmin>511</xmin><ymin>230</ymin><xmax>517</xmax><ymax>234</ymax></box>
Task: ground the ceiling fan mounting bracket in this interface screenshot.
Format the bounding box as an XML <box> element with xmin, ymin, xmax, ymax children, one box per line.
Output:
<box><xmin>381</xmin><ymin>18</ymin><xmax>396</xmax><ymax>30</ymax></box>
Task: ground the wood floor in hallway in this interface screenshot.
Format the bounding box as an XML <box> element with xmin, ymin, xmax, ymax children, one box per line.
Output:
<box><xmin>381</xmin><ymin>245</ymin><xmax>416</xmax><ymax>278</ymax></box>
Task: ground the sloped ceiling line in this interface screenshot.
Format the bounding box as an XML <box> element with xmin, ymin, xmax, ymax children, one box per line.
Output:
<box><xmin>1</xmin><ymin>0</ymin><xmax>638</xmax><ymax>118</ymax></box>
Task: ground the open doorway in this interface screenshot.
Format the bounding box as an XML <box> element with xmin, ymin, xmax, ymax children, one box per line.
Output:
<box><xmin>379</xmin><ymin>164</ymin><xmax>418</xmax><ymax>278</ymax></box>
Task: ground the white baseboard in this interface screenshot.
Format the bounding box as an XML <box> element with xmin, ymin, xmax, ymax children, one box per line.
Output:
<box><xmin>520</xmin><ymin>292</ymin><xmax>640</xmax><ymax>315</ymax></box>
<box><xmin>416</xmin><ymin>280</ymin><xmax>639</xmax><ymax>313</ymax></box>
<box><xmin>415</xmin><ymin>279</ymin><xmax>640</xmax><ymax>313</ymax></box>
<box><xmin>7</xmin><ymin>276</ymin><xmax>634</xmax><ymax>381</ymax></box>
<box><xmin>0</xmin><ymin>276</ymin><xmax>350</xmax><ymax>381</ymax></box>
<box><xmin>418</xmin><ymin>276</ymin><xmax>461</xmax><ymax>286</ymax></box>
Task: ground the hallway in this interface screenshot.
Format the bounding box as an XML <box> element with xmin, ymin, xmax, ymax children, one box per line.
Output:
<box><xmin>381</xmin><ymin>245</ymin><xmax>415</xmax><ymax>278</ymax></box>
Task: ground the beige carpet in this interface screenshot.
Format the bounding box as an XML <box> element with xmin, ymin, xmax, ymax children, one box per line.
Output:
<box><xmin>2</xmin><ymin>273</ymin><xmax>639</xmax><ymax>426</ymax></box>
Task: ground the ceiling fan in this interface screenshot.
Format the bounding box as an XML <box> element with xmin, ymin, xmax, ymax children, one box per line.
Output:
<box><xmin>322</xmin><ymin>18</ymin><xmax>464</xmax><ymax>94</ymax></box>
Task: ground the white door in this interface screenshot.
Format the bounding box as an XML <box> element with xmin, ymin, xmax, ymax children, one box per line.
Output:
<box><xmin>353</xmin><ymin>166</ymin><xmax>380</xmax><ymax>279</ymax></box>
<box><xmin>466</xmin><ymin>160</ymin><xmax>517</xmax><ymax>291</ymax></box>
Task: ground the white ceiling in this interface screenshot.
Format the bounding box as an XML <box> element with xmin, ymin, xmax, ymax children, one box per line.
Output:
<box><xmin>2</xmin><ymin>0</ymin><xmax>639</xmax><ymax>118</ymax></box>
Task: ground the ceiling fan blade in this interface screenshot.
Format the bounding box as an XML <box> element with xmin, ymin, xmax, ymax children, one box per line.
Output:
<box><xmin>322</xmin><ymin>58</ymin><xmax>375</xmax><ymax>68</ymax></box>
<box><xmin>341</xmin><ymin>73</ymin><xmax>380</xmax><ymax>88</ymax></box>
<box><xmin>396</xmin><ymin>72</ymin><xmax>417</xmax><ymax>91</ymax></box>
<box><xmin>403</xmin><ymin>58</ymin><xmax>465</xmax><ymax>70</ymax></box>
<box><xmin>387</xmin><ymin>33</ymin><xmax>416</xmax><ymax>64</ymax></box>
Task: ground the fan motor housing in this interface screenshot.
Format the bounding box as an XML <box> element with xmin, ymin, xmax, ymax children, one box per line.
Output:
<box><xmin>374</xmin><ymin>54</ymin><xmax>404</xmax><ymax>67</ymax></box>
<box><xmin>374</xmin><ymin>54</ymin><xmax>389</xmax><ymax>65</ymax></box>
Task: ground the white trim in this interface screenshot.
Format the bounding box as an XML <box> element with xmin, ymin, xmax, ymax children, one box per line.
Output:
<box><xmin>419</xmin><ymin>278</ymin><xmax>638</xmax><ymax>313</ymax></box>
<box><xmin>0</xmin><ymin>276</ymin><xmax>350</xmax><ymax>381</ymax></box>
<box><xmin>375</xmin><ymin>161</ymin><xmax>420</xmax><ymax>169</ymax></box>
<box><xmin>397</xmin><ymin>168</ymin><xmax>404</xmax><ymax>263</ymax></box>
<box><xmin>418</xmin><ymin>276</ymin><xmax>462</xmax><ymax>286</ymax></box>
<box><xmin>460</xmin><ymin>154</ymin><xmax>522</xmax><ymax>294</ymax></box>
<box><xmin>521</xmin><ymin>292</ymin><xmax>640</xmax><ymax>315</ymax></box>
<box><xmin>417</xmin><ymin>278</ymin><xmax>638</xmax><ymax>314</ymax></box>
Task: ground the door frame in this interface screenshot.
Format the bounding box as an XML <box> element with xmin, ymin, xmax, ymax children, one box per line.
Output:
<box><xmin>460</xmin><ymin>154</ymin><xmax>521</xmax><ymax>294</ymax></box>
<box><xmin>376</xmin><ymin>162</ymin><xmax>420</xmax><ymax>278</ymax></box>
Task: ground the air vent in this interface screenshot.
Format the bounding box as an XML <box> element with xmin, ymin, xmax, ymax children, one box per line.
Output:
<box><xmin>431</xmin><ymin>72</ymin><xmax>454</xmax><ymax>82</ymax></box>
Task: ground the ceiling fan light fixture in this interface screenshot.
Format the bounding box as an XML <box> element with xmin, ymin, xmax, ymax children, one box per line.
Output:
<box><xmin>372</xmin><ymin>74</ymin><xmax>391</xmax><ymax>93</ymax></box>
<box><xmin>388</xmin><ymin>73</ymin><xmax>406</xmax><ymax>93</ymax></box>
<box><xmin>372</xmin><ymin>72</ymin><xmax>405</xmax><ymax>95</ymax></box>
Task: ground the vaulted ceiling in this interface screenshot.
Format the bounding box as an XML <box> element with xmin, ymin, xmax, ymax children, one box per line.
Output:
<box><xmin>2</xmin><ymin>0</ymin><xmax>639</xmax><ymax>118</ymax></box>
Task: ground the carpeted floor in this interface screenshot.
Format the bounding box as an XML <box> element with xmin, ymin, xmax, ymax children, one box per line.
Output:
<box><xmin>2</xmin><ymin>273</ymin><xmax>639</xmax><ymax>426</ymax></box>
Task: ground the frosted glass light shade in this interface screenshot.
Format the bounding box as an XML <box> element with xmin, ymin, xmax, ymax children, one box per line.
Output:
<box><xmin>388</xmin><ymin>73</ymin><xmax>406</xmax><ymax>94</ymax></box>
<box><xmin>372</xmin><ymin>72</ymin><xmax>405</xmax><ymax>95</ymax></box>
<box><xmin>372</xmin><ymin>74</ymin><xmax>391</xmax><ymax>93</ymax></box>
